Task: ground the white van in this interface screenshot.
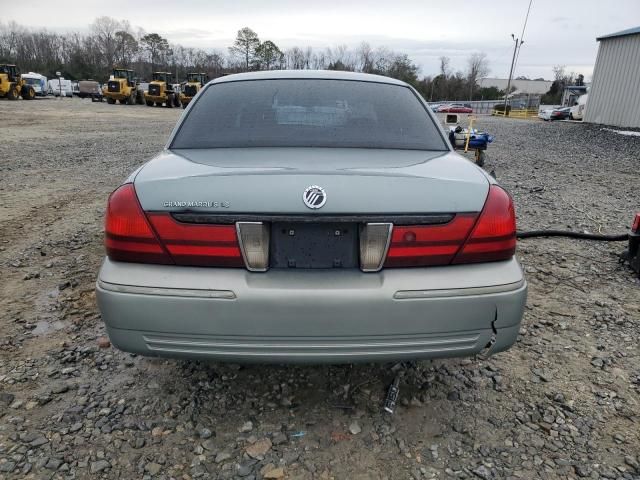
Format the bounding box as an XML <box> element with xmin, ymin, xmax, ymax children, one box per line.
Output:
<box><xmin>48</xmin><ymin>78</ymin><xmax>73</xmax><ymax>97</ymax></box>
<box><xmin>570</xmin><ymin>94</ymin><xmax>587</xmax><ymax>121</ymax></box>
<box><xmin>21</xmin><ymin>72</ymin><xmax>48</xmax><ymax>96</ymax></box>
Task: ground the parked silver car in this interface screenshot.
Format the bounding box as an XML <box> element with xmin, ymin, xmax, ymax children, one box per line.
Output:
<box><xmin>96</xmin><ymin>70</ymin><xmax>527</xmax><ymax>363</ymax></box>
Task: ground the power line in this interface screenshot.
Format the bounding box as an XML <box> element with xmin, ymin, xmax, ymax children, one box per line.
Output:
<box><xmin>503</xmin><ymin>0</ymin><xmax>534</xmax><ymax>110</ymax></box>
<box><xmin>519</xmin><ymin>0</ymin><xmax>534</xmax><ymax>42</ymax></box>
<box><xmin>513</xmin><ymin>0</ymin><xmax>534</xmax><ymax>77</ymax></box>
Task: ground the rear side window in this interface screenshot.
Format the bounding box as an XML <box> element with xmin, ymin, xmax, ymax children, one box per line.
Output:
<box><xmin>171</xmin><ymin>79</ymin><xmax>447</xmax><ymax>151</ymax></box>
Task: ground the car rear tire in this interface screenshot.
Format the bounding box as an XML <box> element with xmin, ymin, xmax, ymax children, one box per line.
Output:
<box><xmin>107</xmin><ymin>97</ymin><xmax>115</xmax><ymax>104</ymax></box>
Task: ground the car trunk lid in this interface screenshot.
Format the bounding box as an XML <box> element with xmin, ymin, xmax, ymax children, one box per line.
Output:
<box><xmin>134</xmin><ymin>148</ymin><xmax>489</xmax><ymax>214</ymax></box>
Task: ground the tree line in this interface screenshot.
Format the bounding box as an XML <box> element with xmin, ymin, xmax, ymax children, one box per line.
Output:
<box><xmin>0</xmin><ymin>18</ymin><xmax>503</xmax><ymax>101</ymax></box>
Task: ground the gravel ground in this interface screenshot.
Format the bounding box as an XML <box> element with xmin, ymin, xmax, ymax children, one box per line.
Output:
<box><xmin>0</xmin><ymin>98</ymin><xmax>639</xmax><ymax>480</ymax></box>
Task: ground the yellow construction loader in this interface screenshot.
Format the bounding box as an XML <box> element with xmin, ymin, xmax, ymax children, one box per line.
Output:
<box><xmin>0</xmin><ymin>64</ymin><xmax>36</xmax><ymax>100</ymax></box>
<box><xmin>179</xmin><ymin>72</ymin><xmax>208</xmax><ymax>108</ymax></box>
<box><xmin>144</xmin><ymin>72</ymin><xmax>180</xmax><ymax>108</ymax></box>
<box><xmin>103</xmin><ymin>68</ymin><xmax>143</xmax><ymax>105</ymax></box>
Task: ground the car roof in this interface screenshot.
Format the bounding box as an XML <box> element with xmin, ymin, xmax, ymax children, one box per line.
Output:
<box><xmin>209</xmin><ymin>70</ymin><xmax>409</xmax><ymax>87</ymax></box>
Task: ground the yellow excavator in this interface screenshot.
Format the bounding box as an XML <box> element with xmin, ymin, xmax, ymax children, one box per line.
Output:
<box><xmin>179</xmin><ymin>72</ymin><xmax>208</xmax><ymax>108</ymax></box>
<box><xmin>0</xmin><ymin>64</ymin><xmax>36</xmax><ymax>100</ymax></box>
<box><xmin>103</xmin><ymin>68</ymin><xmax>143</xmax><ymax>105</ymax></box>
<box><xmin>144</xmin><ymin>72</ymin><xmax>180</xmax><ymax>108</ymax></box>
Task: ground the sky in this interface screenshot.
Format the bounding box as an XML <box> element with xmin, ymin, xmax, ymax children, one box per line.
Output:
<box><xmin>3</xmin><ymin>0</ymin><xmax>639</xmax><ymax>80</ymax></box>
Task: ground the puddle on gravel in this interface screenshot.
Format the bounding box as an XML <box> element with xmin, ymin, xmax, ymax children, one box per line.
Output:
<box><xmin>32</xmin><ymin>319</ymin><xmax>67</xmax><ymax>335</ymax></box>
<box><xmin>31</xmin><ymin>287</ymin><xmax>68</xmax><ymax>336</ymax></box>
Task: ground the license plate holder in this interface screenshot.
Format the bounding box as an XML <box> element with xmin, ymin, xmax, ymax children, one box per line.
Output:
<box><xmin>270</xmin><ymin>222</ymin><xmax>358</xmax><ymax>269</ymax></box>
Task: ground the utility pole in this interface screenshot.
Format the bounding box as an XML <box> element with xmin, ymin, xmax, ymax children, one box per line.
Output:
<box><xmin>503</xmin><ymin>34</ymin><xmax>523</xmax><ymax>114</ymax></box>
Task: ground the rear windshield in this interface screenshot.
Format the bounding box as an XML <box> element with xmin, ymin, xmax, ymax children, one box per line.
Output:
<box><xmin>170</xmin><ymin>79</ymin><xmax>448</xmax><ymax>150</ymax></box>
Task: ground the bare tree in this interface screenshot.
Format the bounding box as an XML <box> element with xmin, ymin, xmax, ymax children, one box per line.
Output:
<box><xmin>439</xmin><ymin>56</ymin><xmax>450</xmax><ymax>77</ymax></box>
<box><xmin>285</xmin><ymin>47</ymin><xmax>305</xmax><ymax>69</ymax></box>
<box><xmin>311</xmin><ymin>50</ymin><xmax>327</xmax><ymax>70</ymax></box>
<box><xmin>357</xmin><ymin>42</ymin><xmax>375</xmax><ymax>73</ymax></box>
<box><xmin>205</xmin><ymin>51</ymin><xmax>225</xmax><ymax>77</ymax></box>
<box><xmin>466</xmin><ymin>52</ymin><xmax>490</xmax><ymax>99</ymax></box>
<box><xmin>373</xmin><ymin>46</ymin><xmax>393</xmax><ymax>73</ymax></box>
<box><xmin>0</xmin><ymin>21</ymin><xmax>22</xmax><ymax>60</ymax></box>
<box><xmin>303</xmin><ymin>46</ymin><xmax>314</xmax><ymax>69</ymax></box>
<box><xmin>552</xmin><ymin>65</ymin><xmax>566</xmax><ymax>82</ymax></box>
<box><xmin>91</xmin><ymin>16</ymin><xmax>121</xmax><ymax>68</ymax></box>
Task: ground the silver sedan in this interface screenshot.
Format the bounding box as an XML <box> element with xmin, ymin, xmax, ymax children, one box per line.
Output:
<box><xmin>96</xmin><ymin>70</ymin><xmax>527</xmax><ymax>363</ymax></box>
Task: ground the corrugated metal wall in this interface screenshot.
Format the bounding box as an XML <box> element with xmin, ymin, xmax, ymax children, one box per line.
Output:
<box><xmin>584</xmin><ymin>34</ymin><xmax>640</xmax><ymax>128</ymax></box>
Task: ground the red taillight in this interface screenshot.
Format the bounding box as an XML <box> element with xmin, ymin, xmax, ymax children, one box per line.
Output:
<box><xmin>383</xmin><ymin>185</ymin><xmax>516</xmax><ymax>268</ymax></box>
<box><xmin>384</xmin><ymin>214</ymin><xmax>478</xmax><ymax>267</ymax></box>
<box><xmin>104</xmin><ymin>183</ymin><xmax>243</xmax><ymax>267</ymax></box>
<box><xmin>632</xmin><ymin>213</ymin><xmax>640</xmax><ymax>233</ymax></box>
<box><xmin>452</xmin><ymin>185</ymin><xmax>516</xmax><ymax>264</ymax></box>
<box><xmin>147</xmin><ymin>214</ymin><xmax>243</xmax><ymax>267</ymax></box>
<box><xmin>105</xmin><ymin>184</ymin><xmax>172</xmax><ymax>264</ymax></box>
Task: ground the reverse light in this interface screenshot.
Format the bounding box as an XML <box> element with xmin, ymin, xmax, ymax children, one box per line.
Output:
<box><xmin>359</xmin><ymin>223</ymin><xmax>393</xmax><ymax>271</ymax></box>
<box><xmin>104</xmin><ymin>184</ymin><xmax>172</xmax><ymax>264</ymax></box>
<box><xmin>236</xmin><ymin>222</ymin><xmax>270</xmax><ymax>271</ymax></box>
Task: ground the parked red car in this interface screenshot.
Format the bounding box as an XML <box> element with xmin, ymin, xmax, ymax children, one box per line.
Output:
<box><xmin>437</xmin><ymin>103</ymin><xmax>473</xmax><ymax>113</ymax></box>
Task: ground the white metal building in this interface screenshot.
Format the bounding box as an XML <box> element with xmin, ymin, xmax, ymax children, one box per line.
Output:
<box><xmin>478</xmin><ymin>78</ymin><xmax>552</xmax><ymax>95</ymax></box>
<box><xmin>584</xmin><ymin>26</ymin><xmax>640</xmax><ymax>128</ymax></box>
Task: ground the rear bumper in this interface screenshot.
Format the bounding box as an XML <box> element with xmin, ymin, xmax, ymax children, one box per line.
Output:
<box><xmin>96</xmin><ymin>258</ymin><xmax>527</xmax><ymax>363</ymax></box>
